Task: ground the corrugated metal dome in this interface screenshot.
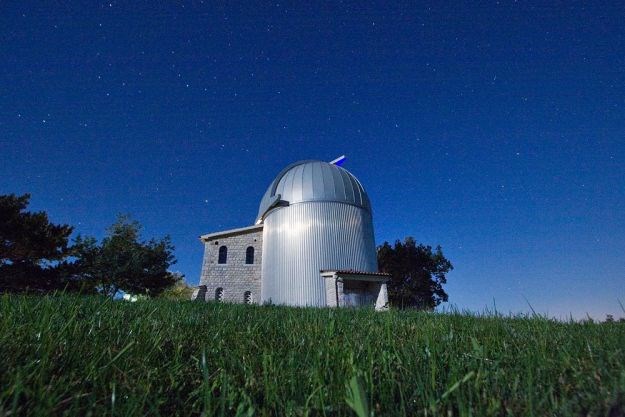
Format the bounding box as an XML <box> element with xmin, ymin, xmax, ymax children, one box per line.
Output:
<box><xmin>256</xmin><ymin>160</ymin><xmax>371</xmax><ymax>223</ymax></box>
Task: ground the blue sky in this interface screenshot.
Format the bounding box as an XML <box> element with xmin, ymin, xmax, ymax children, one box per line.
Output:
<box><xmin>1</xmin><ymin>1</ymin><xmax>624</xmax><ymax>319</ymax></box>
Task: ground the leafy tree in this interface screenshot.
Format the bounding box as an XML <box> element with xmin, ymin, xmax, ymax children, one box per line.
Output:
<box><xmin>377</xmin><ymin>237</ymin><xmax>453</xmax><ymax>309</ymax></box>
<box><xmin>72</xmin><ymin>215</ymin><xmax>180</xmax><ymax>297</ymax></box>
<box><xmin>158</xmin><ymin>274</ymin><xmax>192</xmax><ymax>300</ymax></box>
<box><xmin>0</xmin><ymin>194</ymin><xmax>73</xmax><ymax>293</ymax></box>
<box><xmin>64</xmin><ymin>235</ymin><xmax>101</xmax><ymax>293</ymax></box>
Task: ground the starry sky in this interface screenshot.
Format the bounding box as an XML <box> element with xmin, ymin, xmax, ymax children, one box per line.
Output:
<box><xmin>1</xmin><ymin>2</ymin><xmax>624</xmax><ymax>319</ymax></box>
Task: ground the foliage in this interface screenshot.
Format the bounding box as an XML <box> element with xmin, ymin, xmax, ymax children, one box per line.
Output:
<box><xmin>158</xmin><ymin>275</ymin><xmax>193</xmax><ymax>300</ymax></box>
<box><xmin>345</xmin><ymin>375</ymin><xmax>370</xmax><ymax>417</ymax></box>
<box><xmin>377</xmin><ymin>237</ymin><xmax>453</xmax><ymax>309</ymax></box>
<box><xmin>0</xmin><ymin>193</ymin><xmax>74</xmax><ymax>293</ymax></box>
<box><xmin>1</xmin><ymin>295</ymin><xmax>624</xmax><ymax>416</ymax></box>
<box><xmin>0</xmin><ymin>194</ymin><xmax>181</xmax><ymax>297</ymax></box>
<box><xmin>72</xmin><ymin>215</ymin><xmax>180</xmax><ymax>298</ymax></box>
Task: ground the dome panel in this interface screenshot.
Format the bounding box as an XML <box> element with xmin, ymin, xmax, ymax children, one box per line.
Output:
<box><xmin>351</xmin><ymin>174</ymin><xmax>364</xmax><ymax>207</ymax></box>
<box><xmin>340</xmin><ymin>169</ymin><xmax>355</xmax><ymax>203</ymax></box>
<box><xmin>320</xmin><ymin>162</ymin><xmax>336</xmax><ymax>200</ymax></box>
<box><xmin>280</xmin><ymin>166</ymin><xmax>293</xmax><ymax>198</ymax></box>
<box><xmin>290</xmin><ymin>164</ymin><xmax>304</xmax><ymax>202</ymax></box>
<box><xmin>311</xmin><ymin>162</ymin><xmax>325</xmax><ymax>198</ymax></box>
<box><xmin>302</xmin><ymin>162</ymin><xmax>314</xmax><ymax>201</ymax></box>
<box><xmin>256</xmin><ymin>160</ymin><xmax>371</xmax><ymax>223</ymax></box>
<box><xmin>331</xmin><ymin>165</ymin><xmax>346</xmax><ymax>200</ymax></box>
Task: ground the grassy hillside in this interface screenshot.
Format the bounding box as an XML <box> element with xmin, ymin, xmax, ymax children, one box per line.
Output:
<box><xmin>1</xmin><ymin>295</ymin><xmax>624</xmax><ymax>416</ymax></box>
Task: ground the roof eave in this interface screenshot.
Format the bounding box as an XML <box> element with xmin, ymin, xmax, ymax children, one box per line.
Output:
<box><xmin>320</xmin><ymin>269</ymin><xmax>391</xmax><ymax>282</ymax></box>
<box><xmin>199</xmin><ymin>224</ymin><xmax>263</xmax><ymax>242</ymax></box>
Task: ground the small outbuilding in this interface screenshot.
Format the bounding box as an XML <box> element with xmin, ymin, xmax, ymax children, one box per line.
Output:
<box><xmin>194</xmin><ymin>159</ymin><xmax>389</xmax><ymax>310</ymax></box>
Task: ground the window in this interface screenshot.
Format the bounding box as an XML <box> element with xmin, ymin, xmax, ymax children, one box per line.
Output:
<box><xmin>218</xmin><ymin>245</ymin><xmax>227</xmax><ymax>264</ymax></box>
<box><xmin>244</xmin><ymin>291</ymin><xmax>252</xmax><ymax>304</ymax></box>
<box><xmin>245</xmin><ymin>246</ymin><xmax>254</xmax><ymax>264</ymax></box>
<box><xmin>215</xmin><ymin>287</ymin><xmax>224</xmax><ymax>302</ymax></box>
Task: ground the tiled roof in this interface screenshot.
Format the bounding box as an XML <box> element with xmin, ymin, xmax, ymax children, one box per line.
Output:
<box><xmin>320</xmin><ymin>269</ymin><xmax>391</xmax><ymax>277</ymax></box>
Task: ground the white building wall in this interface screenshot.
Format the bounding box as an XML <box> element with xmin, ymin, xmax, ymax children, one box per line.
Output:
<box><xmin>261</xmin><ymin>202</ymin><xmax>377</xmax><ymax>307</ymax></box>
<box><xmin>197</xmin><ymin>228</ymin><xmax>263</xmax><ymax>304</ymax></box>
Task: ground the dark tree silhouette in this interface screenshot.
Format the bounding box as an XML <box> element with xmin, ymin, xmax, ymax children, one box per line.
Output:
<box><xmin>0</xmin><ymin>194</ymin><xmax>74</xmax><ymax>293</ymax></box>
<box><xmin>72</xmin><ymin>215</ymin><xmax>181</xmax><ymax>297</ymax></box>
<box><xmin>377</xmin><ymin>237</ymin><xmax>453</xmax><ymax>309</ymax></box>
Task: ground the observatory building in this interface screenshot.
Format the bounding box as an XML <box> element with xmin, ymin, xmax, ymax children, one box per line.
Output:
<box><xmin>194</xmin><ymin>159</ymin><xmax>389</xmax><ymax>309</ymax></box>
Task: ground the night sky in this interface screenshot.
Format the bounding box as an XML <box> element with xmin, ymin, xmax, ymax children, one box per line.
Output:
<box><xmin>2</xmin><ymin>2</ymin><xmax>624</xmax><ymax>319</ymax></box>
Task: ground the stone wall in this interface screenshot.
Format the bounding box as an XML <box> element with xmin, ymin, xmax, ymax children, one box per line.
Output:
<box><xmin>197</xmin><ymin>226</ymin><xmax>263</xmax><ymax>304</ymax></box>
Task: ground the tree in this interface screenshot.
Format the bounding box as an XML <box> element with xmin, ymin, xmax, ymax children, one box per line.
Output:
<box><xmin>158</xmin><ymin>274</ymin><xmax>193</xmax><ymax>300</ymax></box>
<box><xmin>72</xmin><ymin>215</ymin><xmax>180</xmax><ymax>297</ymax></box>
<box><xmin>0</xmin><ymin>194</ymin><xmax>74</xmax><ymax>293</ymax></box>
<box><xmin>377</xmin><ymin>237</ymin><xmax>453</xmax><ymax>310</ymax></box>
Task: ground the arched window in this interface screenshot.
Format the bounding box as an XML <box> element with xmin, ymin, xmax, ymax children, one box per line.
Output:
<box><xmin>244</xmin><ymin>291</ymin><xmax>252</xmax><ymax>304</ymax></box>
<box><xmin>215</xmin><ymin>287</ymin><xmax>224</xmax><ymax>302</ymax></box>
<box><xmin>218</xmin><ymin>246</ymin><xmax>227</xmax><ymax>264</ymax></box>
<box><xmin>245</xmin><ymin>246</ymin><xmax>254</xmax><ymax>264</ymax></box>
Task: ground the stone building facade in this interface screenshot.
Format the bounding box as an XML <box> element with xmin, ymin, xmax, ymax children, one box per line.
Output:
<box><xmin>194</xmin><ymin>159</ymin><xmax>389</xmax><ymax>310</ymax></box>
<box><xmin>193</xmin><ymin>221</ymin><xmax>389</xmax><ymax>310</ymax></box>
<box><xmin>194</xmin><ymin>225</ymin><xmax>263</xmax><ymax>304</ymax></box>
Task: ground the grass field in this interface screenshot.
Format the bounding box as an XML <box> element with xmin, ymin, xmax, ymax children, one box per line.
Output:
<box><xmin>1</xmin><ymin>295</ymin><xmax>624</xmax><ymax>416</ymax></box>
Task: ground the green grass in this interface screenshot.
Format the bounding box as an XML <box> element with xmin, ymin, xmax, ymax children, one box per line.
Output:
<box><xmin>1</xmin><ymin>295</ymin><xmax>624</xmax><ymax>416</ymax></box>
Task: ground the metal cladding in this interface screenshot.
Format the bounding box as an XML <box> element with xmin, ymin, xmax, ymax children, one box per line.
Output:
<box><xmin>259</xmin><ymin>160</ymin><xmax>378</xmax><ymax>307</ymax></box>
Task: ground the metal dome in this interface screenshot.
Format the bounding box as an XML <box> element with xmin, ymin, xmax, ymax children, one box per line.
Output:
<box><xmin>256</xmin><ymin>160</ymin><xmax>371</xmax><ymax>223</ymax></box>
